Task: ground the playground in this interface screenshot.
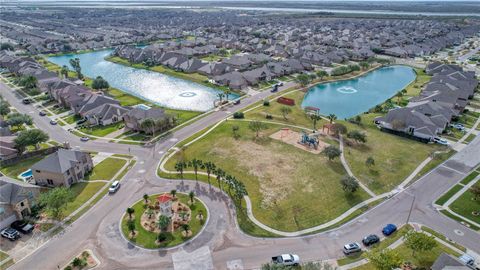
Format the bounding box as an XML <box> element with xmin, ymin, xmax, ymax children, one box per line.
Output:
<box><xmin>269</xmin><ymin>128</ymin><xmax>330</xmax><ymax>154</ymax></box>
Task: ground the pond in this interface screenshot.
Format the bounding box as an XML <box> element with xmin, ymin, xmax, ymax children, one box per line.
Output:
<box><xmin>301</xmin><ymin>65</ymin><xmax>416</xmax><ymax>119</ymax></box>
<box><xmin>48</xmin><ymin>50</ymin><xmax>238</xmax><ymax>112</ymax></box>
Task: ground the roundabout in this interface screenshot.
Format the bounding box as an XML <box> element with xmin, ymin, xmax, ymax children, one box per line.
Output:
<box><xmin>120</xmin><ymin>192</ymin><xmax>208</xmax><ymax>249</ymax></box>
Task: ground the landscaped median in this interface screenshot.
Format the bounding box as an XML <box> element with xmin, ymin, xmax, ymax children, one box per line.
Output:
<box><xmin>120</xmin><ymin>193</ymin><xmax>208</xmax><ymax>249</ymax></box>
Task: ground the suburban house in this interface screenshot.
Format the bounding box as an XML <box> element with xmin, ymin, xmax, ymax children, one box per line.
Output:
<box><xmin>0</xmin><ymin>176</ymin><xmax>41</xmax><ymax>229</ymax></box>
<box><xmin>83</xmin><ymin>103</ymin><xmax>130</xmax><ymax>126</ymax></box>
<box><xmin>123</xmin><ymin>107</ymin><xmax>167</xmax><ymax>132</ymax></box>
<box><xmin>375</xmin><ymin>62</ymin><xmax>477</xmax><ymax>141</ymax></box>
<box><xmin>31</xmin><ymin>149</ymin><xmax>93</xmax><ymax>187</ymax></box>
<box><xmin>0</xmin><ymin>136</ymin><xmax>18</xmax><ymax>160</ymax></box>
<box><xmin>431</xmin><ymin>253</ymin><xmax>469</xmax><ymax>270</ymax></box>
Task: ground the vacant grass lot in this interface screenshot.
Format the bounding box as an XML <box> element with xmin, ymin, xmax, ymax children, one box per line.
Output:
<box><xmin>85</xmin><ymin>157</ymin><xmax>127</xmax><ymax>180</ymax></box>
<box><xmin>63</xmin><ymin>182</ymin><xmax>106</xmax><ymax>218</ymax></box>
<box><xmin>450</xmin><ymin>186</ymin><xmax>480</xmax><ymax>224</ymax></box>
<box><xmin>245</xmin><ymin>91</ymin><xmax>443</xmax><ymax>194</ymax></box>
<box><xmin>164</xmin><ymin>121</ymin><xmax>370</xmax><ymax>232</ymax></box>
<box><xmin>121</xmin><ymin>193</ymin><xmax>207</xmax><ymax>248</ymax></box>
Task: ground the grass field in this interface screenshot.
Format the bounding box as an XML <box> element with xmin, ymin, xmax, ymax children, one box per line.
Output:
<box><xmin>449</xmin><ymin>186</ymin><xmax>480</xmax><ymax>224</ymax></box>
<box><xmin>164</xmin><ymin>121</ymin><xmax>370</xmax><ymax>232</ymax></box>
<box><xmin>63</xmin><ymin>182</ymin><xmax>106</xmax><ymax>218</ymax></box>
<box><xmin>121</xmin><ymin>193</ymin><xmax>207</xmax><ymax>248</ymax></box>
<box><xmin>85</xmin><ymin>157</ymin><xmax>127</xmax><ymax>180</ymax></box>
<box><xmin>402</xmin><ymin>68</ymin><xmax>431</xmax><ymax>99</ymax></box>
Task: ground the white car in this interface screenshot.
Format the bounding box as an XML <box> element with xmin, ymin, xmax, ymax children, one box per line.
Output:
<box><xmin>271</xmin><ymin>254</ymin><xmax>300</xmax><ymax>266</ymax></box>
<box><xmin>109</xmin><ymin>181</ymin><xmax>120</xmax><ymax>193</ymax></box>
<box><xmin>433</xmin><ymin>137</ymin><xmax>449</xmax><ymax>146</ymax></box>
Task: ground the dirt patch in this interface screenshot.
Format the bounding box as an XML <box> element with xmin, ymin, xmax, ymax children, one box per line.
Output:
<box><xmin>269</xmin><ymin>129</ymin><xmax>330</xmax><ymax>154</ymax></box>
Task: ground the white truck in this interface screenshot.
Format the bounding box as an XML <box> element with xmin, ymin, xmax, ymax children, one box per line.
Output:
<box><xmin>271</xmin><ymin>254</ymin><xmax>300</xmax><ymax>266</ymax></box>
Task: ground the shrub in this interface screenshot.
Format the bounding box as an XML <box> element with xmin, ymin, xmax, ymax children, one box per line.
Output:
<box><xmin>233</xmin><ymin>112</ymin><xmax>244</xmax><ymax>119</ymax></box>
<box><xmin>263</xmin><ymin>100</ymin><xmax>270</xmax><ymax>106</ymax></box>
<box><xmin>266</xmin><ymin>114</ymin><xmax>273</xmax><ymax>119</ymax></box>
<box><xmin>64</xmin><ymin>266</ymin><xmax>72</xmax><ymax>270</ymax></box>
<box><xmin>157</xmin><ymin>232</ymin><xmax>168</xmax><ymax>242</ymax></box>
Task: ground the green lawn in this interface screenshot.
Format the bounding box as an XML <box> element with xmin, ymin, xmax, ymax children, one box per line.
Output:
<box><xmin>464</xmin><ymin>134</ymin><xmax>477</xmax><ymax>144</ymax></box>
<box><xmin>85</xmin><ymin>157</ymin><xmax>127</xmax><ymax>180</ymax></box>
<box><xmin>403</xmin><ymin>68</ymin><xmax>431</xmax><ymax>99</ymax></box>
<box><xmin>164</xmin><ymin>121</ymin><xmax>370</xmax><ymax>232</ymax></box>
<box><xmin>79</xmin><ymin>122</ymin><xmax>124</xmax><ymax>137</ymax></box>
<box><xmin>352</xmin><ymin>241</ymin><xmax>460</xmax><ymax>270</ymax></box>
<box><xmin>421</xmin><ymin>226</ymin><xmax>466</xmax><ymax>252</ymax></box>
<box><xmin>460</xmin><ymin>171</ymin><xmax>480</xmax><ymax>185</ymax></box>
<box><xmin>121</xmin><ymin>193</ymin><xmax>208</xmax><ymax>249</ymax></box>
<box><xmin>61</xmin><ymin>114</ymin><xmax>81</xmax><ymax>124</ymax></box>
<box><xmin>449</xmin><ymin>186</ymin><xmax>480</xmax><ymax>224</ymax></box>
<box><xmin>63</xmin><ymin>182</ymin><xmax>106</xmax><ymax>217</ymax></box>
<box><xmin>0</xmin><ymin>156</ymin><xmax>44</xmax><ymax>179</ymax></box>
<box><xmin>435</xmin><ymin>185</ymin><xmax>463</xmax><ymax>206</ymax></box>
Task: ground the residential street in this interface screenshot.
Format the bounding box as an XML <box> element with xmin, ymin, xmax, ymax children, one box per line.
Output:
<box><xmin>2</xmin><ymin>81</ymin><xmax>480</xmax><ymax>270</ymax></box>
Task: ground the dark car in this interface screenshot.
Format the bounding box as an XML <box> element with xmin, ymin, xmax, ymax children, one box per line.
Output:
<box><xmin>362</xmin><ymin>234</ymin><xmax>380</xmax><ymax>246</ymax></box>
<box><xmin>22</xmin><ymin>98</ymin><xmax>31</xmax><ymax>104</ymax></box>
<box><xmin>382</xmin><ymin>224</ymin><xmax>397</xmax><ymax>236</ymax></box>
<box><xmin>39</xmin><ymin>111</ymin><xmax>47</xmax><ymax>116</ymax></box>
<box><xmin>233</xmin><ymin>99</ymin><xmax>241</xmax><ymax>105</ymax></box>
<box><xmin>11</xmin><ymin>220</ymin><xmax>34</xmax><ymax>234</ymax></box>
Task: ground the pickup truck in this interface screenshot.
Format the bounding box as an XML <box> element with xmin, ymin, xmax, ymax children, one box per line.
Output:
<box><xmin>271</xmin><ymin>254</ymin><xmax>300</xmax><ymax>266</ymax></box>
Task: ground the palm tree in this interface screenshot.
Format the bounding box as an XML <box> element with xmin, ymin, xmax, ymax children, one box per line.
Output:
<box><xmin>215</xmin><ymin>168</ymin><xmax>225</xmax><ymax>190</ymax></box>
<box><xmin>146</xmin><ymin>208</ymin><xmax>154</xmax><ymax>219</ymax></box>
<box><xmin>396</xmin><ymin>91</ymin><xmax>403</xmax><ymax>104</ymax></box>
<box><xmin>127</xmin><ymin>220</ymin><xmax>136</xmax><ymax>237</ymax></box>
<box><xmin>143</xmin><ymin>193</ymin><xmax>149</xmax><ymax>204</ymax></box>
<box><xmin>170</xmin><ymin>189</ymin><xmax>177</xmax><ymax>198</ymax></box>
<box><xmin>203</xmin><ymin>162</ymin><xmax>216</xmax><ymax>186</ymax></box>
<box><xmin>188</xmin><ymin>191</ymin><xmax>195</xmax><ymax>204</ymax></box>
<box><xmin>327</xmin><ymin>114</ymin><xmax>337</xmax><ymax>124</ymax></box>
<box><xmin>126</xmin><ymin>207</ymin><xmax>135</xmax><ymax>220</ymax></box>
<box><xmin>174</xmin><ymin>161</ymin><xmax>186</xmax><ymax>178</ymax></box>
<box><xmin>189</xmin><ymin>158</ymin><xmax>203</xmax><ymax>181</ymax></box>
<box><xmin>157</xmin><ymin>215</ymin><xmax>171</xmax><ymax>231</ymax></box>
<box><xmin>310</xmin><ymin>114</ymin><xmax>322</xmax><ymax>130</ymax></box>
<box><xmin>280</xmin><ymin>106</ymin><xmax>292</xmax><ymax>120</ymax></box>
<box><xmin>217</xmin><ymin>92</ymin><xmax>225</xmax><ymax>105</ymax></box>
<box><xmin>224</xmin><ymin>89</ymin><xmax>231</xmax><ymax>101</ymax></box>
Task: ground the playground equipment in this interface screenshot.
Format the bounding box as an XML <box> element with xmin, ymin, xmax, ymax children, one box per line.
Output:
<box><xmin>299</xmin><ymin>130</ymin><xmax>320</xmax><ymax>149</ymax></box>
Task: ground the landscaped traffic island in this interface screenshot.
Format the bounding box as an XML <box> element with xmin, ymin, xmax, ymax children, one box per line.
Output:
<box><xmin>121</xmin><ymin>192</ymin><xmax>208</xmax><ymax>249</ymax></box>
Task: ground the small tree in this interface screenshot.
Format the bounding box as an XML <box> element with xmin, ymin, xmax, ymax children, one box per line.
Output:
<box><xmin>295</xmin><ymin>73</ymin><xmax>312</xmax><ymax>86</ymax></box>
<box><xmin>61</xmin><ymin>65</ymin><xmax>69</xmax><ymax>78</ymax></box>
<box><xmin>7</xmin><ymin>112</ymin><xmax>33</xmax><ymax>129</ymax></box>
<box><xmin>181</xmin><ymin>223</ymin><xmax>190</xmax><ymax>235</ymax></box>
<box><xmin>340</xmin><ymin>175</ymin><xmax>359</xmax><ymax>193</ymax></box>
<box><xmin>331</xmin><ymin>123</ymin><xmax>347</xmax><ymax>137</ymax></box>
<box><xmin>248</xmin><ymin>120</ymin><xmax>267</xmax><ymax>138</ymax></box>
<box><xmin>126</xmin><ymin>207</ymin><xmax>135</xmax><ymax>220</ymax></box>
<box><xmin>0</xmin><ymin>101</ymin><xmax>10</xmax><ymax>116</ymax></box>
<box><xmin>157</xmin><ymin>232</ymin><xmax>168</xmax><ymax>242</ymax></box>
<box><xmin>91</xmin><ymin>76</ymin><xmax>110</xmax><ymax>90</ymax></box>
<box><xmin>404</xmin><ymin>231</ymin><xmax>437</xmax><ymax>257</ymax></box>
<box><xmin>189</xmin><ymin>191</ymin><xmax>195</xmax><ymax>204</ymax></box>
<box><xmin>366</xmin><ymin>249</ymin><xmax>402</xmax><ymax>270</ymax></box>
<box><xmin>170</xmin><ymin>189</ymin><xmax>177</xmax><ymax>198</ymax></box>
<box><xmin>365</xmin><ymin>156</ymin><xmax>375</xmax><ymax>168</ymax></box>
<box><xmin>322</xmin><ymin>145</ymin><xmax>342</xmax><ymax>161</ymax></box>
<box><xmin>232</xmin><ymin>125</ymin><xmax>240</xmax><ymax>139</ymax></box>
<box><xmin>203</xmin><ymin>161</ymin><xmax>216</xmax><ymax>186</ymax></box>
<box><xmin>316</xmin><ymin>70</ymin><xmax>328</xmax><ymax>80</ymax></box>
<box><xmin>280</xmin><ymin>107</ymin><xmax>292</xmax><ymax>120</ymax></box>
<box><xmin>140</xmin><ymin>118</ymin><xmax>156</xmax><ymax>136</ymax></box>
<box><xmin>146</xmin><ymin>208</ymin><xmax>154</xmax><ymax>219</ymax></box>
<box><xmin>157</xmin><ymin>215</ymin><xmax>171</xmax><ymax>231</ymax></box>
<box><xmin>38</xmin><ymin>187</ymin><xmax>73</xmax><ymax>219</ymax></box>
<box><xmin>14</xmin><ymin>129</ymin><xmax>49</xmax><ymax>153</ymax></box>
<box><xmin>174</xmin><ymin>161</ymin><xmax>187</xmax><ymax>178</ymax></box>
<box><xmin>347</xmin><ymin>130</ymin><xmax>367</xmax><ymax>144</ymax></box>
<box><xmin>470</xmin><ymin>184</ymin><xmax>480</xmax><ymax>201</ymax></box>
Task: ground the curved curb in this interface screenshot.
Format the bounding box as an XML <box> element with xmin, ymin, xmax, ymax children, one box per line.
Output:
<box><xmin>117</xmin><ymin>192</ymin><xmax>211</xmax><ymax>251</ymax></box>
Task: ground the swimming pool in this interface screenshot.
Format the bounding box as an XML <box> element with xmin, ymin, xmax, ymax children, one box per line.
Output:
<box><xmin>19</xmin><ymin>169</ymin><xmax>33</xmax><ymax>181</ymax></box>
<box><xmin>301</xmin><ymin>65</ymin><xmax>416</xmax><ymax>119</ymax></box>
<box><xmin>47</xmin><ymin>50</ymin><xmax>238</xmax><ymax>112</ymax></box>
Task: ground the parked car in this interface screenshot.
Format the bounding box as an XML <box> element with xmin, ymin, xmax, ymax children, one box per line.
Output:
<box><xmin>433</xmin><ymin>137</ymin><xmax>449</xmax><ymax>146</ymax></box>
<box><xmin>50</xmin><ymin>120</ymin><xmax>57</xmax><ymax>125</ymax></box>
<box><xmin>362</xmin><ymin>234</ymin><xmax>380</xmax><ymax>246</ymax></box>
<box><xmin>382</xmin><ymin>224</ymin><xmax>397</xmax><ymax>236</ymax></box>
<box><xmin>459</xmin><ymin>254</ymin><xmax>477</xmax><ymax>269</ymax></box>
<box><xmin>11</xmin><ymin>220</ymin><xmax>34</xmax><ymax>234</ymax></box>
<box><xmin>22</xmin><ymin>98</ymin><xmax>31</xmax><ymax>104</ymax></box>
<box><xmin>271</xmin><ymin>254</ymin><xmax>300</xmax><ymax>266</ymax></box>
<box><xmin>271</xmin><ymin>85</ymin><xmax>279</xmax><ymax>92</ymax></box>
<box><xmin>109</xmin><ymin>181</ymin><xmax>120</xmax><ymax>193</ymax></box>
<box><xmin>1</xmin><ymin>228</ymin><xmax>20</xmax><ymax>241</ymax></box>
<box><xmin>76</xmin><ymin>118</ymin><xmax>87</xmax><ymax>125</ymax></box>
<box><xmin>233</xmin><ymin>99</ymin><xmax>241</xmax><ymax>105</ymax></box>
<box><xmin>343</xmin><ymin>243</ymin><xmax>362</xmax><ymax>255</ymax></box>
<box><xmin>80</xmin><ymin>136</ymin><xmax>89</xmax><ymax>142</ymax></box>
<box><xmin>451</xmin><ymin>123</ymin><xmax>465</xmax><ymax>131</ymax></box>
<box><xmin>39</xmin><ymin>111</ymin><xmax>47</xmax><ymax>116</ymax></box>
<box><xmin>277</xmin><ymin>82</ymin><xmax>284</xmax><ymax>86</ymax></box>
